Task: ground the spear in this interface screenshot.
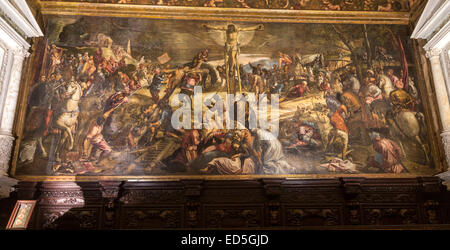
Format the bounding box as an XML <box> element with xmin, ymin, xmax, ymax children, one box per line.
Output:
<box><xmin>103</xmin><ymin>86</ymin><xmax>143</xmax><ymax>119</ymax></box>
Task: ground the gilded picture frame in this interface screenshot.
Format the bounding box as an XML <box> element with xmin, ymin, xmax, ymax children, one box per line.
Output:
<box><xmin>9</xmin><ymin>1</ymin><xmax>446</xmax><ymax>181</ymax></box>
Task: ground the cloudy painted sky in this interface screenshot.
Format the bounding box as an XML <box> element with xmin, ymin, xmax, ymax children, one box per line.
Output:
<box><xmin>48</xmin><ymin>16</ymin><xmax>410</xmax><ymax>66</ymax></box>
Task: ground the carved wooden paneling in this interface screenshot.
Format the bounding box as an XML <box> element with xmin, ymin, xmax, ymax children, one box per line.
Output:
<box><xmin>119</xmin><ymin>207</ymin><xmax>183</xmax><ymax>229</ymax></box>
<box><xmin>201</xmin><ymin>181</ymin><xmax>265</xmax><ymax>204</ymax></box>
<box><xmin>120</xmin><ymin>189</ymin><xmax>185</xmax><ymax>204</ymax></box>
<box><xmin>284</xmin><ymin>207</ymin><xmax>342</xmax><ymax>226</ymax></box>
<box><xmin>10</xmin><ymin>177</ymin><xmax>450</xmax><ymax>229</ymax></box>
<box><xmin>204</xmin><ymin>206</ymin><xmax>263</xmax><ymax>228</ymax></box>
<box><xmin>281</xmin><ymin>188</ymin><xmax>343</xmax><ymax>204</ymax></box>
<box><xmin>38</xmin><ymin>182</ymin><xmax>86</xmax><ymax>207</ymax></box>
<box><xmin>36</xmin><ymin>207</ymin><xmax>101</xmax><ymax>229</ymax></box>
<box><xmin>357</xmin><ymin>193</ymin><xmax>417</xmax><ymax>203</ymax></box>
<box><xmin>362</xmin><ymin>207</ymin><xmax>419</xmax><ymax>225</ymax></box>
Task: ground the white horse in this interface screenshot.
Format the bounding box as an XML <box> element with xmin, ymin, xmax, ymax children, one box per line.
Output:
<box><xmin>53</xmin><ymin>80</ymin><xmax>82</xmax><ymax>161</ymax></box>
<box><xmin>389</xmin><ymin>110</ymin><xmax>429</xmax><ymax>163</ymax></box>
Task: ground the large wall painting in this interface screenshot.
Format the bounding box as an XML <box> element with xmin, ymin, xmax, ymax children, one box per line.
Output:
<box><xmin>13</xmin><ymin>16</ymin><xmax>436</xmax><ymax>178</ymax></box>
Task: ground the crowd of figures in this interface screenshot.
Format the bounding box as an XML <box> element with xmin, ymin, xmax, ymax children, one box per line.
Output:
<box><xmin>226</xmin><ymin>48</ymin><xmax>427</xmax><ymax>174</ymax></box>
<box><xmin>18</xmin><ymin>29</ymin><xmax>429</xmax><ymax>176</ymax></box>
<box><xmin>46</xmin><ymin>0</ymin><xmax>414</xmax><ymax>11</ymax></box>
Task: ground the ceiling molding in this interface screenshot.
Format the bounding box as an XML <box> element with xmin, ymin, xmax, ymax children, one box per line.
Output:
<box><xmin>423</xmin><ymin>20</ymin><xmax>450</xmax><ymax>51</ymax></box>
<box><xmin>38</xmin><ymin>1</ymin><xmax>410</xmax><ymax>25</ymax></box>
<box><xmin>0</xmin><ymin>0</ymin><xmax>43</xmax><ymax>38</ymax></box>
<box><xmin>0</xmin><ymin>17</ymin><xmax>30</xmax><ymax>49</ymax></box>
<box><xmin>12</xmin><ymin>0</ymin><xmax>43</xmax><ymax>36</ymax></box>
<box><xmin>411</xmin><ymin>0</ymin><xmax>450</xmax><ymax>39</ymax></box>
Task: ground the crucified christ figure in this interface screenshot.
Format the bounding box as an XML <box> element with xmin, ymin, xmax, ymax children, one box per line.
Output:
<box><xmin>203</xmin><ymin>23</ymin><xmax>264</xmax><ymax>94</ymax></box>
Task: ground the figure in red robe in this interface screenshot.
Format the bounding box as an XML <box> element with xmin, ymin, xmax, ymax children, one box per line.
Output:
<box><xmin>287</xmin><ymin>81</ymin><xmax>310</xmax><ymax>98</ymax></box>
<box><xmin>368</xmin><ymin>132</ymin><xmax>405</xmax><ymax>173</ymax></box>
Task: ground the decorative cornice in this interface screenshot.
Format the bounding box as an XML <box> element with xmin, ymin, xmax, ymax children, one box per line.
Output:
<box><xmin>38</xmin><ymin>2</ymin><xmax>410</xmax><ymax>25</ymax></box>
<box><xmin>411</xmin><ymin>0</ymin><xmax>450</xmax><ymax>40</ymax></box>
<box><xmin>38</xmin><ymin>0</ymin><xmax>412</xmax><ymax>12</ymax></box>
<box><xmin>11</xmin><ymin>0</ymin><xmax>43</xmax><ymax>36</ymax></box>
<box><xmin>0</xmin><ymin>0</ymin><xmax>42</xmax><ymax>37</ymax></box>
<box><xmin>423</xmin><ymin>20</ymin><xmax>450</xmax><ymax>51</ymax></box>
<box><xmin>0</xmin><ymin>17</ymin><xmax>30</xmax><ymax>49</ymax></box>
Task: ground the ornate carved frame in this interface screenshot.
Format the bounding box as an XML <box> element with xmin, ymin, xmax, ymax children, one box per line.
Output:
<box><xmin>9</xmin><ymin>1</ymin><xmax>447</xmax><ymax>181</ymax></box>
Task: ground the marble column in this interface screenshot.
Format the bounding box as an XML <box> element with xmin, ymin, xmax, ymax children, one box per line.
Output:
<box><xmin>0</xmin><ymin>47</ymin><xmax>29</xmax><ymax>198</ymax></box>
<box><xmin>426</xmin><ymin>48</ymin><xmax>450</xmax><ymax>186</ymax></box>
